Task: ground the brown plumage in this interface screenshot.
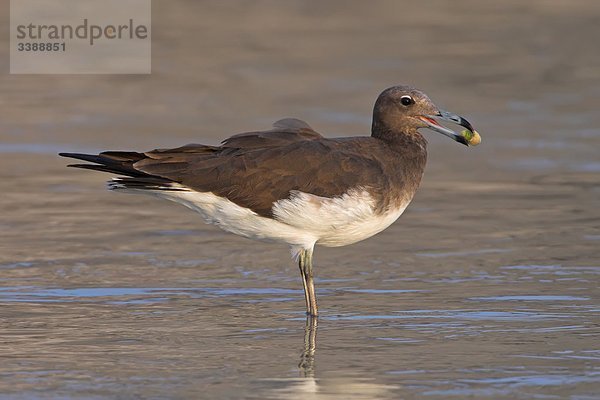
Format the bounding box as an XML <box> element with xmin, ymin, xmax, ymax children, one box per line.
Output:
<box><xmin>60</xmin><ymin>85</ymin><xmax>479</xmax><ymax>316</ymax></box>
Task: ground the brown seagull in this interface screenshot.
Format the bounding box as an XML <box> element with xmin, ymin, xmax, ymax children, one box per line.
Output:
<box><xmin>60</xmin><ymin>85</ymin><xmax>480</xmax><ymax>316</ymax></box>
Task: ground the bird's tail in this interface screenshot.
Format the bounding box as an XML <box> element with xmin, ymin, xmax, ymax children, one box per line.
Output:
<box><xmin>59</xmin><ymin>151</ymin><xmax>146</xmax><ymax>176</ymax></box>
<box><xmin>59</xmin><ymin>151</ymin><xmax>181</xmax><ymax>192</ymax></box>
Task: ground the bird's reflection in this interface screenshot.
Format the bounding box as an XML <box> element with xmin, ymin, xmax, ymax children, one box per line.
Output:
<box><xmin>268</xmin><ymin>316</ymin><xmax>397</xmax><ymax>399</ymax></box>
<box><xmin>298</xmin><ymin>315</ymin><xmax>318</xmax><ymax>378</ymax></box>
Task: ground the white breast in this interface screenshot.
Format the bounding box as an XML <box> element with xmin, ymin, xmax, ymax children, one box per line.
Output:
<box><xmin>115</xmin><ymin>183</ymin><xmax>410</xmax><ymax>250</ymax></box>
<box><xmin>272</xmin><ymin>189</ymin><xmax>409</xmax><ymax>247</ymax></box>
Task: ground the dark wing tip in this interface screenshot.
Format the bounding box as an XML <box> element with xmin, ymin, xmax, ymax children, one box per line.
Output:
<box><xmin>59</xmin><ymin>152</ymin><xmax>81</xmax><ymax>159</ymax></box>
<box><xmin>59</xmin><ymin>151</ymin><xmax>148</xmax><ymax>177</ymax></box>
<box><xmin>59</xmin><ymin>152</ymin><xmax>106</xmax><ymax>164</ymax></box>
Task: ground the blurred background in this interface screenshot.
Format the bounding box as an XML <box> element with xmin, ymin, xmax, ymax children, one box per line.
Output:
<box><xmin>1</xmin><ymin>1</ymin><xmax>599</xmax><ymax>399</ymax></box>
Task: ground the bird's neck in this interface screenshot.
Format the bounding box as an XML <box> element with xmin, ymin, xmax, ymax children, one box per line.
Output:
<box><xmin>371</xmin><ymin>120</ymin><xmax>428</xmax><ymax>152</ymax></box>
<box><xmin>368</xmin><ymin>121</ymin><xmax>428</xmax><ymax>214</ymax></box>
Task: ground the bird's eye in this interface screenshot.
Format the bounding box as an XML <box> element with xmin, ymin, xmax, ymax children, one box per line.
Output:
<box><xmin>400</xmin><ymin>95</ymin><xmax>414</xmax><ymax>106</ymax></box>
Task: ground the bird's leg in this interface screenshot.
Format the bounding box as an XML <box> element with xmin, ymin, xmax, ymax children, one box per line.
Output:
<box><xmin>298</xmin><ymin>250</ymin><xmax>311</xmax><ymax>314</ymax></box>
<box><xmin>301</xmin><ymin>248</ymin><xmax>318</xmax><ymax>316</ymax></box>
<box><xmin>307</xmin><ymin>251</ymin><xmax>318</xmax><ymax>316</ymax></box>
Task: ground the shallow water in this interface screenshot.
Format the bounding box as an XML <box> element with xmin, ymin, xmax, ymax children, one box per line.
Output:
<box><xmin>1</xmin><ymin>1</ymin><xmax>599</xmax><ymax>398</ymax></box>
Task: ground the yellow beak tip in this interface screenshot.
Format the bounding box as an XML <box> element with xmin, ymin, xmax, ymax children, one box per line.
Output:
<box><xmin>462</xmin><ymin>129</ymin><xmax>482</xmax><ymax>146</ymax></box>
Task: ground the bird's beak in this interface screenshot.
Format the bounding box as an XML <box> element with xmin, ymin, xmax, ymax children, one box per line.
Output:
<box><xmin>418</xmin><ymin>110</ymin><xmax>481</xmax><ymax>146</ymax></box>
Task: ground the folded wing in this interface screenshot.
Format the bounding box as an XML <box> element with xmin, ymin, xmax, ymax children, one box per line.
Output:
<box><xmin>60</xmin><ymin>118</ymin><xmax>388</xmax><ymax>217</ymax></box>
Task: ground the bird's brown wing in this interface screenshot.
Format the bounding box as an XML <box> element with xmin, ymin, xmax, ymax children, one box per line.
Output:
<box><xmin>136</xmin><ymin>141</ymin><xmax>387</xmax><ymax>218</ymax></box>
<box><xmin>61</xmin><ymin>118</ymin><xmax>390</xmax><ymax>217</ymax></box>
<box><xmin>220</xmin><ymin>118</ymin><xmax>323</xmax><ymax>149</ymax></box>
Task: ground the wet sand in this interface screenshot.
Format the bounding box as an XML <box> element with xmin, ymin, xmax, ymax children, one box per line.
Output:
<box><xmin>1</xmin><ymin>1</ymin><xmax>599</xmax><ymax>398</ymax></box>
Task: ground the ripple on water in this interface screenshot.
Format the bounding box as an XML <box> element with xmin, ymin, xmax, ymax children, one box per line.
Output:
<box><xmin>0</xmin><ymin>262</ymin><xmax>35</xmax><ymax>269</ymax></box>
<box><xmin>385</xmin><ymin>367</ymin><xmax>600</xmax><ymax>398</ymax></box>
<box><xmin>153</xmin><ymin>229</ymin><xmax>198</xmax><ymax>236</ymax></box>
<box><xmin>471</xmin><ymin>295</ymin><xmax>590</xmax><ymax>302</ymax></box>
<box><xmin>583</xmin><ymin>235</ymin><xmax>600</xmax><ymax>241</ymax></box>
<box><xmin>342</xmin><ymin>288</ymin><xmax>428</xmax><ymax>294</ymax></box>
<box><xmin>0</xmin><ymin>286</ymin><xmax>301</xmax><ymax>304</ymax></box>
<box><xmin>500</xmin><ymin>265</ymin><xmax>600</xmax><ymax>275</ymax></box>
<box><xmin>327</xmin><ymin>309</ymin><xmax>573</xmax><ymax>322</ymax></box>
<box><xmin>0</xmin><ymin>142</ymin><xmax>100</xmax><ymax>154</ymax></box>
<box><xmin>416</xmin><ymin>248</ymin><xmax>511</xmax><ymax>258</ymax></box>
<box><xmin>422</xmin><ymin>372</ymin><xmax>600</xmax><ymax>397</ymax></box>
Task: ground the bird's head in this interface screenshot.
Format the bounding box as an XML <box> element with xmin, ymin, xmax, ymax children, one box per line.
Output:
<box><xmin>372</xmin><ymin>85</ymin><xmax>481</xmax><ymax>146</ymax></box>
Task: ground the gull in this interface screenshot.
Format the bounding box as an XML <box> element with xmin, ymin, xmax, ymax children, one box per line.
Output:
<box><xmin>60</xmin><ymin>85</ymin><xmax>481</xmax><ymax>316</ymax></box>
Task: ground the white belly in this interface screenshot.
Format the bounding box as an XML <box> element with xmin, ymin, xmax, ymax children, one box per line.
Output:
<box><xmin>117</xmin><ymin>183</ymin><xmax>410</xmax><ymax>250</ymax></box>
<box><xmin>272</xmin><ymin>189</ymin><xmax>409</xmax><ymax>247</ymax></box>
